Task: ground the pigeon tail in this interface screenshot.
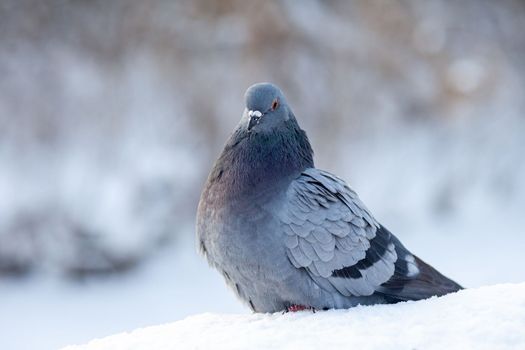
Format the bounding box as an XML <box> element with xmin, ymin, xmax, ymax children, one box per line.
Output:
<box><xmin>379</xmin><ymin>255</ymin><xmax>463</xmax><ymax>302</ymax></box>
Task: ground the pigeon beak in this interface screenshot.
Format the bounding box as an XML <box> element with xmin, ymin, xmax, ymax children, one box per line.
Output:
<box><xmin>247</xmin><ymin>110</ymin><xmax>262</xmax><ymax>131</ymax></box>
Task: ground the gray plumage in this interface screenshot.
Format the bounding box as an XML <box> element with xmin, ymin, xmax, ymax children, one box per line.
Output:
<box><xmin>196</xmin><ymin>82</ymin><xmax>462</xmax><ymax>312</ymax></box>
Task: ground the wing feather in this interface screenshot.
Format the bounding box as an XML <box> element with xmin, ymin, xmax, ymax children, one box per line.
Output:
<box><xmin>280</xmin><ymin>169</ymin><xmax>398</xmax><ymax>297</ymax></box>
<box><xmin>281</xmin><ymin>169</ymin><xmax>463</xmax><ymax>300</ymax></box>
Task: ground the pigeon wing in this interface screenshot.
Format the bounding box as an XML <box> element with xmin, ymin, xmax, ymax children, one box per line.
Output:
<box><xmin>279</xmin><ymin>168</ymin><xmax>398</xmax><ymax>297</ymax></box>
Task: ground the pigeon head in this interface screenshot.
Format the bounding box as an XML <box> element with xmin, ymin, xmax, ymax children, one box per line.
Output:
<box><xmin>243</xmin><ymin>83</ymin><xmax>292</xmax><ymax>133</ymax></box>
<box><xmin>206</xmin><ymin>82</ymin><xmax>314</xmax><ymax>198</ymax></box>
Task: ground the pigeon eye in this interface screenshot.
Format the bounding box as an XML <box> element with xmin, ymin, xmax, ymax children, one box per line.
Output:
<box><xmin>271</xmin><ymin>98</ymin><xmax>279</xmax><ymax>111</ymax></box>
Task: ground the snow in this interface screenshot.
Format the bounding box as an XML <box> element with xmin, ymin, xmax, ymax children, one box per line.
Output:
<box><xmin>62</xmin><ymin>283</ymin><xmax>525</xmax><ymax>350</ymax></box>
<box><xmin>447</xmin><ymin>58</ymin><xmax>487</xmax><ymax>94</ymax></box>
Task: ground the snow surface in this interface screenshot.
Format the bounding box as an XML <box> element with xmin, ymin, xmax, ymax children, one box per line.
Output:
<box><xmin>63</xmin><ymin>283</ymin><xmax>525</xmax><ymax>350</ymax></box>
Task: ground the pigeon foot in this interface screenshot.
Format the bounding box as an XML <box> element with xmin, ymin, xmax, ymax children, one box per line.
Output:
<box><xmin>286</xmin><ymin>304</ymin><xmax>315</xmax><ymax>313</ymax></box>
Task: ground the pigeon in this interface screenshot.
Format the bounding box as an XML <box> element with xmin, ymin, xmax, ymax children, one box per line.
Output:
<box><xmin>196</xmin><ymin>82</ymin><xmax>462</xmax><ymax>313</ymax></box>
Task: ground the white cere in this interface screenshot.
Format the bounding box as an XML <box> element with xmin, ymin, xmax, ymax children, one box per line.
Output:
<box><xmin>248</xmin><ymin>110</ymin><xmax>262</xmax><ymax>117</ymax></box>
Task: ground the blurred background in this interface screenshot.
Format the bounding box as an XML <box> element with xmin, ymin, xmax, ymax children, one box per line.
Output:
<box><xmin>1</xmin><ymin>0</ymin><xmax>525</xmax><ymax>349</ymax></box>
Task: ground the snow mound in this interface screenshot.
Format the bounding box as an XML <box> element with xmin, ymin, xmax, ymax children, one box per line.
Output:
<box><xmin>63</xmin><ymin>283</ymin><xmax>525</xmax><ymax>350</ymax></box>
